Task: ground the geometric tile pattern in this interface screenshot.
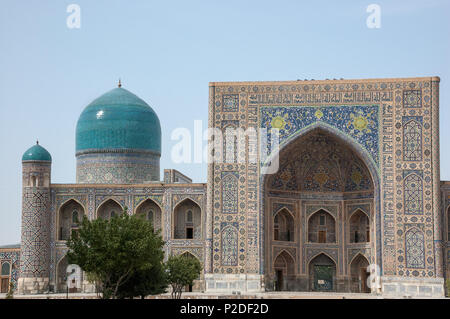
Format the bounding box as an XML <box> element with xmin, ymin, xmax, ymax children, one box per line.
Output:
<box><xmin>403</xmin><ymin>89</ymin><xmax>422</xmax><ymax>108</ymax></box>
<box><xmin>208</xmin><ymin>77</ymin><xmax>441</xmax><ymax>283</ymax></box>
<box><xmin>405</xmin><ymin>228</ymin><xmax>425</xmax><ymax>268</ymax></box>
<box><xmin>20</xmin><ymin>188</ymin><xmax>50</xmax><ymax>278</ymax></box>
<box><xmin>221</xmin><ymin>225</ymin><xmax>238</xmax><ymax>267</ymax></box>
<box><xmin>222</xmin><ymin>94</ymin><xmax>239</xmax><ymax>112</ymax></box>
<box><xmin>403</xmin><ymin>117</ymin><xmax>422</xmax><ymax>161</ymax></box>
<box><xmin>260</xmin><ymin>104</ymin><xmax>380</xmax><ymax>165</ymax></box>
<box><xmin>404</xmin><ymin>173</ymin><xmax>423</xmax><ymax>215</ymax></box>
<box><xmin>221</xmin><ymin>172</ymin><xmax>238</xmax><ymax>214</ymax></box>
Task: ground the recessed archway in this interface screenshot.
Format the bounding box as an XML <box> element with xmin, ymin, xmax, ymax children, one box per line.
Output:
<box><xmin>263</xmin><ymin>127</ymin><xmax>377</xmax><ymax>292</ymax></box>
<box><xmin>58</xmin><ymin>199</ymin><xmax>85</xmax><ymax>241</ymax></box>
<box><xmin>173</xmin><ymin>198</ymin><xmax>202</xmax><ymax>239</ymax></box>
<box><xmin>273</xmin><ymin>250</ymin><xmax>295</xmax><ymax>291</ymax></box>
<box><xmin>135</xmin><ymin>199</ymin><xmax>162</xmax><ymax>232</ymax></box>
<box><xmin>273</xmin><ymin>208</ymin><xmax>294</xmax><ymax>242</ymax></box>
<box><xmin>308</xmin><ymin>253</ymin><xmax>336</xmax><ymax>292</ymax></box>
<box><xmin>97</xmin><ymin>199</ymin><xmax>123</xmax><ymax>220</ymax></box>
<box><xmin>308</xmin><ymin>209</ymin><xmax>336</xmax><ymax>243</ymax></box>
<box><xmin>349</xmin><ymin>209</ymin><xmax>370</xmax><ymax>243</ymax></box>
<box><xmin>349</xmin><ymin>254</ymin><xmax>370</xmax><ymax>293</ymax></box>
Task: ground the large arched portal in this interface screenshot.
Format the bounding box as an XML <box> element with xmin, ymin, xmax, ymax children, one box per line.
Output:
<box><xmin>264</xmin><ymin>128</ymin><xmax>375</xmax><ymax>292</ymax></box>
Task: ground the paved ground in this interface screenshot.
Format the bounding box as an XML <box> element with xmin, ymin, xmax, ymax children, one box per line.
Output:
<box><xmin>0</xmin><ymin>291</ymin><xmax>446</xmax><ymax>299</ymax></box>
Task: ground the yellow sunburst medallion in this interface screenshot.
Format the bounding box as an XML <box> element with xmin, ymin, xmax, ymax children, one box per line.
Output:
<box><xmin>353</xmin><ymin>115</ymin><xmax>368</xmax><ymax>131</ymax></box>
<box><xmin>271</xmin><ymin>116</ymin><xmax>286</xmax><ymax>130</ymax></box>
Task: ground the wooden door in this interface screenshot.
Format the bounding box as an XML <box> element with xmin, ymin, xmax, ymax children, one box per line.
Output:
<box><xmin>360</xmin><ymin>268</ymin><xmax>369</xmax><ymax>293</ymax></box>
<box><xmin>1</xmin><ymin>278</ymin><xmax>9</xmax><ymax>293</ymax></box>
<box><xmin>276</xmin><ymin>270</ymin><xmax>283</xmax><ymax>291</ymax></box>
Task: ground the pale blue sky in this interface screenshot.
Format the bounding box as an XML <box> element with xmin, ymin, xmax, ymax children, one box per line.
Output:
<box><xmin>1</xmin><ymin>0</ymin><xmax>449</xmax><ymax>245</ymax></box>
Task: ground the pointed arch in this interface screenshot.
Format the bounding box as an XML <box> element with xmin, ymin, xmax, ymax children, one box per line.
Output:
<box><xmin>134</xmin><ymin>197</ymin><xmax>163</xmax><ymax>212</ymax></box>
<box><xmin>274</xmin><ymin>205</ymin><xmax>295</xmax><ymax>220</ymax></box>
<box><xmin>96</xmin><ymin>198</ymin><xmax>124</xmax><ymax>220</ymax></box>
<box><xmin>349</xmin><ymin>207</ymin><xmax>370</xmax><ymax>220</ymax></box>
<box><xmin>1</xmin><ymin>262</ymin><xmax>11</xmax><ymax>276</ymax></box>
<box><xmin>273</xmin><ymin>208</ymin><xmax>294</xmax><ymax>242</ymax></box>
<box><xmin>58</xmin><ymin>199</ymin><xmax>85</xmax><ymax>241</ymax></box>
<box><xmin>308</xmin><ymin>252</ymin><xmax>337</xmax><ymax>292</ymax></box>
<box><xmin>134</xmin><ymin>198</ymin><xmax>162</xmax><ymax>232</ymax></box>
<box><xmin>349</xmin><ymin>253</ymin><xmax>370</xmax><ymax>293</ymax></box>
<box><xmin>348</xmin><ymin>252</ymin><xmax>370</xmax><ymax>266</ymax></box>
<box><xmin>273</xmin><ymin>249</ymin><xmax>296</xmax><ymax>268</ymax></box>
<box><xmin>262</xmin><ymin>124</ymin><xmax>382</xmax><ymax>277</ymax></box>
<box><xmin>173</xmin><ymin>197</ymin><xmax>202</xmax><ymax>212</ymax></box>
<box><xmin>349</xmin><ymin>209</ymin><xmax>371</xmax><ymax>243</ymax></box>
<box><xmin>173</xmin><ymin>198</ymin><xmax>202</xmax><ymax>239</ymax></box>
<box><xmin>308</xmin><ymin>209</ymin><xmax>336</xmax><ymax>243</ymax></box>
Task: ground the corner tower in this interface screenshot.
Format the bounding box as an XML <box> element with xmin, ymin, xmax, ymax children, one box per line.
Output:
<box><xmin>75</xmin><ymin>83</ymin><xmax>161</xmax><ymax>184</ymax></box>
<box><xmin>18</xmin><ymin>141</ymin><xmax>52</xmax><ymax>294</ymax></box>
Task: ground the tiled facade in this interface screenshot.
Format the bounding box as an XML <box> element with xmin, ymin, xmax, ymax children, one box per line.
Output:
<box><xmin>1</xmin><ymin>77</ymin><xmax>448</xmax><ymax>297</ymax></box>
<box><xmin>206</xmin><ymin>77</ymin><xmax>448</xmax><ymax>297</ymax></box>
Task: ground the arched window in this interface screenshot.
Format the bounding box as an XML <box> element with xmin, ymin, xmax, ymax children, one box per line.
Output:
<box><xmin>1</xmin><ymin>262</ymin><xmax>10</xmax><ymax>276</ymax></box>
<box><xmin>405</xmin><ymin>228</ymin><xmax>425</xmax><ymax>268</ymax></box>
<box><xmin>147</xmin><ymin>210</ymin><xmax>154</xmax><ymax>223</ymax></box>
<box><xmin>58</xmin><ymin>200</ymin><xmax>85</xmax><ymax>241</ymax></box>
<box><xmin>30</xmin><ymin>176</ymin><xmax>37</xmax><ymax>187</ymax></box>
<box><xmin>273</xmin><ymin>209</ymin><xmax>294</xmax><ymax>242</ymax></box>
<box><xmin>110</xmin><ymin>210</ymin><xmax>116</xmax><ymax>218</ymax></box>
<box><xmin>274</xmin><ymin>214</ymin><xmax>280</xmax><ymax>240</ymax></box>
<box><xmin>404</xmin><ymin>174</ymin><xmax>423</xmax><ymax>214</ymax></box>
<box><xmin>72</xmin><ymin>210</ymin><xmax>79</xmax><ymax>224</ymax></box>
<box><xmin>135</xmin><ymin>199</ymin><xmax>162</xmax><ymax>231</ymax></box>
<box><xmin>173</xmin><ymin>199</ymin><xmax>201</xmax><ymax>239</ymax></box>
<box><xmin>186</xmin><ymin>210</ymin><xmax>193</xmax><ymax>223</ymax></box>
<box><xmin>349</xmin><ymin>210</ymin><xmax>370</xmax><ymax>243</ymax></box>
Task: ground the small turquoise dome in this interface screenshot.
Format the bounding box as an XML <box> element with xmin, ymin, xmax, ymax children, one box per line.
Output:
<box><xmin>76</xmin><ymin>87</ymin><xmax>161</xmax><ymax>155</ymax></box>
<box><xmin>22</xmin><ymin>142</ymin><xmax>52</xmax><ymax>162</ymax></box>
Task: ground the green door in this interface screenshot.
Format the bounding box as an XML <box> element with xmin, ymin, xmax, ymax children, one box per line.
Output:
<box><xmin>313</xmin><ymin>265</ymin><xmax>333</xmax><ymax>291</ymax></box>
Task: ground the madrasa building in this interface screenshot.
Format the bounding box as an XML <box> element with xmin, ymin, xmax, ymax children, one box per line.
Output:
<box><xmin>0</xmin><ymin>76</ymin><xmax>449</xmax><ymax>298</ymax></box>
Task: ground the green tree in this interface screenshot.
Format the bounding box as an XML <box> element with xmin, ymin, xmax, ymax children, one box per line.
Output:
<box><xmin>166</xmin><ymin>254</ymin><xmax>202</xmax><ymax>299</ymax></box>
<box><xmin>66</xmin><ymin>208</ymin><xmax>166</xmax><ymax>299</ymax></box>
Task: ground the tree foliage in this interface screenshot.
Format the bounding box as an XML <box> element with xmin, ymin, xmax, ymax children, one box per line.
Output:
<box><xmin>66</xmin><ymin>208</ymin><xmax>165</xmax><ymax>299</ymax></box>
<box><xmin>166</xmin><ymin>254</ymin><xmax>202</xmax><ymax>299</ymax></box>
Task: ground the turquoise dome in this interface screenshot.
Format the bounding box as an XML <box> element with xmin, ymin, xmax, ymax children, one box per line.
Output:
<box><xmin>22</xmin><ymin>143</ymin><xmax>52</xmax><ymax>162</ymax></box>
<box><xmin>76</xmin><ymin>87</ymin><xmax>161</xmax><ymax>155</ymax></box>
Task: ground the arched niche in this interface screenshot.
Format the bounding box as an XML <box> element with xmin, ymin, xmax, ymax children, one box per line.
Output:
<box><xmin>349</xmin><ymin>209</ymin><xmax>370</xmax><ymax>243</ymax></box>
<box><xmin>349</xmin><ymin>254</ymin><xmax>370</xmax><ymax>293</ymax></box>
<box><xmin>273</xmin><ymin>251</ymin><xmax>295</xmax><ymax>291</ymax></box>
<box><xmin>308</xmin><ymin>253</ymin><xmax>336</xmax><ymax>292</ymax></box>
<box><xmin>273</xmin><ymin>208</ymin><xmax>294</xmax><ymax>242</ymax></box>
<box><xmin>58</xmin><ymin>199</ymin><xmax>85</xmax><ymax>241</ymax></box>
<box><xmin>135</xmin><ymin>199</ymin><xmax>162</xmax><ymax>232</ymax></box>
<box><xmin>97</xmin><ymin>199</ymin><xmax>123</xmax><ymax>220</ymax></box>
<box><xmin>173</xmin><ymin>198</ymin><xmax>201</xmax><ymax>239</ymax></box>
<box><xmin>308</xmin><ymin>209</ymin><xmax>336</xmax><ymax>243</ymax></box>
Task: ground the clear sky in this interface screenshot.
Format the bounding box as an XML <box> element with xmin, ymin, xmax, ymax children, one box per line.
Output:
<box><xmin>1</xmin><ymin>0</ymin><xmax>449</xmax><ymax>245</ymax></box>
